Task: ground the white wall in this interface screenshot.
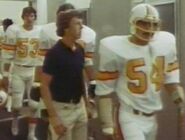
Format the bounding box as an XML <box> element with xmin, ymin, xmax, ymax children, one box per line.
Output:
<box><xmin>0</xmin><ymin>0</ymin><xmax>48</xmax><ymax>25</ymax></box>
<box><xmin>145</xmin><ymin>0</ymin><xmax>175</xmax><ymax>4</ymax></box>
<box><xmin>46</xmin><ymin>0</ymin><xmax>65</xmax><ymax>22</ymax></box>
<box><xmin>0</xmin><ymin>1</ymin><xmax>28</xmax><ymax>24</ymax></box>
<box><xmin>46</xmin><ymin>0</ymin><xmax>92</xmax><ymax>22</ymax></box>
<box><xmin>65</xmin><ymin>0</ymin><xmax>91</xmax><ymax>9</ymax></box>
<box><xmin>35</xmin><ymin>0</ymin><xmax>48</xmax><ymax>24</ymax></box>
<box><xmin>90</xmin><ymin>0</ymin><xmax>131</xmax><ymax>40</ymax></box>
<box><xmin>132</xmin><ymin>0</ymin><xmax>175</xmax><ymax>6</ymax></box>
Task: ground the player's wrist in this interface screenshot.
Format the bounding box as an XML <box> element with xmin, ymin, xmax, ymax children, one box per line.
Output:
<box><xmin>88</xmin><ymin>80</ymin><xmax>96</xmax><ymax>98</ymax></box>
<box><xmin>102</xmin><ymin>127</ymin><xmax>114</xmax><ymax>135</ymax></box>
<box><xmin>89</xmin><ymin>80</ymin><xmax>96</xmax><ymax>85</ymax></box>
<box><xmin>2</xmin><ymin>71</ymin><xmax>10</xmax><ymax>78</ymax></box>
<box><xmin>85</xmin><ymin>58</ymin><xmax>93</xmax><ymax>66</ymax></box>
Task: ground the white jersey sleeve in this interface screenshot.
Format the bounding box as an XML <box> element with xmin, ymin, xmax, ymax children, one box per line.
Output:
<box><xmin>40</xmin><ymin>23</ymin><xmax>59</xmax><ymax>48</ymax></box>
<box><xmin>1</xmin><ymin>25</ymin><xmax>17</xmax><ymax>60</ymax></box>
<box><xmin>0</xmin><ymin>26</ymin><xmax>4</xmax><ymax>46</ymax></box>
<box><xmin>80</xmin><ymin>25</ymin><xmax>96</xmax><ymax>66</ymax></box>
<box><xmin>37</xmin><ymin>28</ymin><xmax>50</xmax><ymax>66</ymax></box>
<box><xmin>95</xmin><ymin>38</ymin><xmax>119</xmax><ymax>96</ymax></box>
<box><xmin>163</xmin><ymin>32</ymin><xmax>179</xmax><ymax>84</ymax></box>
<box><xmin>38</xmin><ymin>23</ymin><xmax>60</xmax><ymax>66</ymax></box>
<box><xmin>0</xmin><ymin>27</ymin><xmax>4</xmax><ymax>55</ymax></box>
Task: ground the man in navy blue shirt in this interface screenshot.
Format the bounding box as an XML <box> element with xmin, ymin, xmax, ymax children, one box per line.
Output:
<box><xmin>40</xmin><ymin>10</ymin><xmax>88</xmax><ymax>140</ymax></box>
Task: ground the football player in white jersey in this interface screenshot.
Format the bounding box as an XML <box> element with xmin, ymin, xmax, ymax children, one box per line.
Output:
<box><xmin>0</xmin><ymin>19</ymin><xmax>14</xmax><ymax>111</ymax></box>
<box><xmin>1</xmin><ymin>7</ymin><xmax>41</xmax><ymax>140</ymax></box>
<box><xmin>95</xmin><ymin>4</ymin><xmax>184</xmax><ymax>140</ymax></box>
<box><xmin>0</xmin><ymin>25</ymin><xmax>4</xmax><ymax>66</ymax></box>
<box><xmin>0</xmin><ymin>19</ymin><xmax>13</xmax><ymax>77</ymax></box>
<box><xmin>40</xmin><ymin>3</ymin><xmax>96</xmax><ymax>98</ymax></box>
<box><xmin>0</xmin><ymin>19</ymin><xmax>13</xmax><ymax>49</ymax></box>
<box><xmin>0</xmin><ymin>19</ymin><xmax>14</xmax><ymax>73</ymax></box>
<box><xmin>0</xmin><ymin>26</ymin><xmax>4</xmax><ymax>49</ymax></box>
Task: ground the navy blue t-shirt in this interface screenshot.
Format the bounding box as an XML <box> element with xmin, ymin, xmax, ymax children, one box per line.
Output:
<box><xmin>43</xmin><ymin>40</ymin><xmax>85</xmax><ymax>102</ymax></box>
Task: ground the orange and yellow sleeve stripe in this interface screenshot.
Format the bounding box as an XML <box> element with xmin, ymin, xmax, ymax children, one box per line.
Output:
<box><xmin>96</xmin><ymin>71</ymin><xmax>119</xmax><ymax>81</ymax></box>
<box><xmin>1</xmin><ymin>44</ymin><xmax>16</xmax><ymax>51</ymax></box>
<box><xmin>167</xmin><ymin>61</ymin><xmax>179</xmax><ymax>72</ymax></box>
<box><xmin>38</xmin><ymin>49</ymin><xmax>48</xmax><ymax>56</ymax></box>
<box><xmin>85</xmin><ymin>52</ymin><xmax>94</xmax><ymax>58</ymax></box>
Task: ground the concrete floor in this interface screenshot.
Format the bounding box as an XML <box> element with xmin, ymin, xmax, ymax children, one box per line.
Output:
<box><xmin>0</xmin><ymin>97</ymin><xmax>184</xmax><ymax>140</ymax></box>
<box><xmin>0</xmin><ymin>108</ymin><xmax>108</xmax><ymax>140</ymax></box>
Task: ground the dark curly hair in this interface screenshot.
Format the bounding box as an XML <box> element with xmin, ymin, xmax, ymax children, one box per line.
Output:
<box><xmin>2</xmin><ymin>18</ymin><xmax>13</xmax><ymax>26</ymax></box>
<box><xmin>2</xmin><ymin>18</ymin><xmax>13</xmax><ymax>31</ymax></box>
<box><xmin>21</xmin><ymin>7</ymin><xmax>37</xmax><ymax>19</ymax></box>
<box><xmin>56</xmin><ymin>3</ymin><xmax>75</xmax><ymax>14</ymax></box>
<box><xmin>56</xmin><ymin>10</ymin><xmax>82</xmax><ymax>37</ymax></box>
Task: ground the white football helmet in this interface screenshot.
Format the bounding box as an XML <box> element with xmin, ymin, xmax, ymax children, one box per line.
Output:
<box><xmin>130</xmin><ymin>4</ymin><xmax>161</xmax><ymax>41</ymax></box>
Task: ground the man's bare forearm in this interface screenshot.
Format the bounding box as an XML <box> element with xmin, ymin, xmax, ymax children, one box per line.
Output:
<box><xmin>85</xmin><ymin>65</ymin><xmax>95</xmax><ymax>81</ymax></box>
<box><xmin>40</xmin><ymin>84</ymin><xmax>57</xmax><ymax>117</ymax></box>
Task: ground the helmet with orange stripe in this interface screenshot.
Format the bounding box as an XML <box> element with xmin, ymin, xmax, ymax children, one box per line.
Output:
<box><xmin>130</xmin><ymin>4</ymin><xmax>161</xmax><ymax>42</ymax></box>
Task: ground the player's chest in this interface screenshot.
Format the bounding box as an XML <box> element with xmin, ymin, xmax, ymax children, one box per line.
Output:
<box><xmin>17</xmin><ymin>29</ymin><xmax>40</xmax><ymax>39</ymax></box>
<box><xmin>118</xmin><ymin>47</ymin><xmax>169</xmax><ymax>73</ymax></box>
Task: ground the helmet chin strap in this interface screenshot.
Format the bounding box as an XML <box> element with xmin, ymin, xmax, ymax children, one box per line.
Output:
<box><xmin>130</xmin><ymin>24</ymin><xmax>158</xmax><ymax>42</ymax></box>
<box><xmin>135</xmin><ymin>25</ymin><xmax>158</xmax><ymax>33</ymax></box>
<box><xmin>130</xmin><ymin>28</ymin><xmax>154</xmax><ymax>42</ymax></box>
<box><xmin>133</xmin><ymin>33</ymin><xmax>153</xmax><ymax>42</ymax></box>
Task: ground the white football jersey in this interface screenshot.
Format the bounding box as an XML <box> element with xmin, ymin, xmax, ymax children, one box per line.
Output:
<box><xmin>40</xmin><ymin>22</ymin><xmax>59</xmax><ymax>49</ymax></box>
<box><xmin>79</xmin><ymin>25</ymin><xmax>96</xmax><ymax>66</ymax></box>
<box><xmin>1</xmin><ymin>24</ymin><xmax>41</xmax><ymax>66</ymax></box>
<box><xmin>0</xmin><ymin>26</ymin><xmax>4</xmax><ymax>40</ymax></box>
<box><xmin>40</xmin><ymin>22</ymin><xmax>96</xmax><ymax>66</ymax></box>
<box><xmin>96</xmin><ymin>31</ymin><xmax>179</xmax><ymax>113</ymax></box>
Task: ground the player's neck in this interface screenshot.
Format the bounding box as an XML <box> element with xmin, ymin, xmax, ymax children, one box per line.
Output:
<box><xmin>129</xmin><ymin>35</ymin><xmax>149</xmax><ymax>46</ymax></box>
<box><xmin>22</xmin><ymin>24</ymin><xmax>33</xmax><ymax>31</ymax></box>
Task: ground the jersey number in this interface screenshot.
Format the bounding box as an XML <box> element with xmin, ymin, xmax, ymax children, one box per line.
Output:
<box><xmin>16</xmin><ymin>39</ymin><xmax>39</xmax><ymax>58</ymax></box>
<box><xmin>126</xmin><ymin>56</ymin><xmax>164</xmax><ymax>94</ymax></box>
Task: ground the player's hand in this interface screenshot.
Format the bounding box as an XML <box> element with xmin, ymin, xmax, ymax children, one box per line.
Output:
<box><xmin>172</xmin><ymin>86</ymin><xmax>184</xmax><ymax>106</ymax></box>
<box><xmin>86</xmin><ymin>98</ymin><xmax>97</xmax><ymax>119</ymax></box>
<box><xmin>49</xmin><ymin>116</ymin><xmax>67</xmax><ymax>136</ymax></box>
<box><xmin>174</xmin><ymin>94</ymin><xmax>185</xmax><ymax>113</ymax></box>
